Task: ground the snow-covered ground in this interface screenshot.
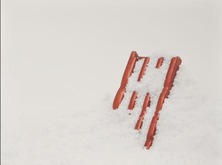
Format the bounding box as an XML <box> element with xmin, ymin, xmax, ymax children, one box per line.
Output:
<box><xmin>2</xmin><ymin>0</ymin><xmax>222</xmax><ymax>165</ymax></box>
<box><xmin>2</xmin><ymin>62</ymin><xmax>222</xmax><ymax>165</ymax></box>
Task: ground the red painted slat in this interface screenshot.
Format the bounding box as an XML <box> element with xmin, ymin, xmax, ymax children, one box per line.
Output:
<box><xmin>156</xmin><ymin>57</ymin><xmax>164</xmax><ymax>68</ymax></box>
<box><xmin>135</xmin><ymin>93</ymin><xmax>150</xmax><ymax>130</ymax></box>
<box><xmin>137</xmin><ymin>57</ymin><xmax>150</xmax><ymax>81</ymax></box>
<box><xmin>128</xmin><ymin>91</ymin><xmax>137</xmax><ymax>110</ymax></box>
<box><xmin>113</xmin><ymin>51</ymin><xmax>138</xmax><ymax>109</ymax></box>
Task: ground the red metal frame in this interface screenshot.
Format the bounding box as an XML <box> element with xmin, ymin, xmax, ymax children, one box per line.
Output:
<box><xmin>144</xmin><ymin>57</ymin><xmax>182</xmax><ymax>149</ymax></box>
<box><xmin>112</xmin><ymin>51</ymin><xmax>182</xmax><ymax>149</ymax></box>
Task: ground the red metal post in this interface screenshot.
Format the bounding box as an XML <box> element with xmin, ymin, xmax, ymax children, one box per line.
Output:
<box><xmin>137</xmin><ymin>57</ymin><xmax>150</xmax><ymax>81</ymax></box>
<box><xmin>128</xmin><ymin>91</ymin><xmax>137</xmax><ymax>110</ymax></box>
<box><xmin>113</xmin><ymin>51</ymin><xmax>138</xmax><ymax>109</ymax></box>
<box><xmin>156</xmin><ymin>57</ymin><xmax>164</xmax><ymax>68</ymax></box>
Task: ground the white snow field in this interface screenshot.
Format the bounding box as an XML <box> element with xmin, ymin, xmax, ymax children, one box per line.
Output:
<box><xmin>2</xmin><ymin>0</ymin><xmax>222</xmax><ymax>165</ymax></box>
<box><xmin>2</xmin><ymin>57</ymin><xmax>222</xmax><ymax>165</ymax></box>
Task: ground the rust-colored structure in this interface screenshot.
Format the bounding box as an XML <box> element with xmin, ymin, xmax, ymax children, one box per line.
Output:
<box><xmin>112</xmin><ymin>51</ymin><xmax>182</xmax><ymax>149</ymax></box>
<box><xmin>113</xmin><ymin>51</ymin><xmax>138</xmax><ymax>110</ymax></box>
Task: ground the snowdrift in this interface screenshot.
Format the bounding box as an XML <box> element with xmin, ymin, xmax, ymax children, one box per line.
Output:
<box><xmin>2</xmin><ymin>52</ymin><xmax>222</xmax><ymax>165</ymax></box>
<box><xmin>112</xmin><ymin>51</ymin><xmax>182</xmax><ymax>149</ymax></box>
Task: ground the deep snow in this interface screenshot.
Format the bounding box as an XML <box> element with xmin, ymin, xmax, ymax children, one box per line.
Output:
<box><xmin>2</xmin><ymin>61</ymin><xmax>222</xmax><ymax>165</ymax></box>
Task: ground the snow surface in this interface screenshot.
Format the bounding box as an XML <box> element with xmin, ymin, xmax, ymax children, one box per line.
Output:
<box><xmin>2</xmin><ymin>0</ymin><xmax>222</xmax><ymax>165</ymax></box>
<box><xmin>2</xmin><ymin>59</ymin><xmax>222</xmax><ymax>165</ymax></box>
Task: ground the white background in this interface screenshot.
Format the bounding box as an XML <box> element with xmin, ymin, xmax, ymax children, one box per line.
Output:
<box><xmin>2</xmin><ymin>0</ymin><xmax>222</xmax><ymax>159</ymax></box>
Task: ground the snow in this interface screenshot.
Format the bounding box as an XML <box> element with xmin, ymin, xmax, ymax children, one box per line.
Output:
<box><xmin>2</xmin><ymin>58</ymin><xmax>222</xmax><ymax>165</ymax></box>
<box><xmin>2</xmin><ymin>0</ymin><xmax>222</xmax><ymax>165</ymax></box>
